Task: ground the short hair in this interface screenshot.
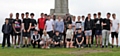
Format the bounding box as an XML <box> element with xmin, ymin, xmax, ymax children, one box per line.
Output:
<box><xmin>98</xmin><ymin>12</ymin><xmax>101</xmax><ymax>15</ymax></box>
<box><xmin>107</xmin><ymin>12</ymin><xmax>111</xmax><ymax>15</ymax></box>
<box><xmin>82</xmin><ymin>15</ymin><xmax>85</xmax><ymax>18</ymax></box>
<box><xmin>55</xmin><ymin>31</ymin><xmax>59</xmax><ymax>33</ymax></box>
<box><xmin>25</xmin><ymin>12</ymin><xmax>29</xmax><ymax>14</ymax></box>
<box><xmin>21</xmin><ymin>13</ymin><xmax>24</xmax><ymax>15</ymax></box>
<box><xmin>5</xmin><ymin>18</ymin><xmax>9</xmax><ymax>20</ymax></box>
<box><xmin>30</xmin><ymin>13</ymin><xmax>34</xmax><ymax>16</ymax></box>
<box><xmin>44</xmin><ymin>14</ymin><xmax>47</xmax><ymax>16</ymax></box>
<box><xmin>93</xmin><ymin>13</ymin><xmax>97</xmax><ymax>16</ymax></box>
<box><xmin>112</xmin><ymin>13</ymin><xmax>116</xmax><ymax>16</ymax></box>
<box><xmin>47</xmin><ymin>15</ymin><xmax>50</xmax><ymax>17</ymax></box>
<box><xmin>88</xmin><ymin>13</ymin><xmax>91</xmax><ymax>15</ymax></box>
<box><xmin>41</xmin><ymin>13</ymin><xmax>44</xmax><ymax>15</ymax></box>
<box><xmin>34</xmin><ymin>29</ymin><xmax>38</xmax><ymax>32</ymax></box>
<box><xmin>16</xmin><ymin>13</ymin><xmax>19</xmax><ymax>15</ymax></box>
<box><xmin>77</xmin><ymin>28</ymin><xmax>81</xmax><ymax>30</ymax></box>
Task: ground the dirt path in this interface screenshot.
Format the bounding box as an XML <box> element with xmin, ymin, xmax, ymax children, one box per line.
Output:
<box><xmin>70</xmin><ymin>49</ymin><xmax>112</xmax><ymax>56</ymax></box>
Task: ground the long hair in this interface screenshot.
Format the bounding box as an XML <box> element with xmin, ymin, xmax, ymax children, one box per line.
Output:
<box><xmin>66</xmin><ymin>16</ymin><xmax>72</xmax><ymax>24</ymax></box>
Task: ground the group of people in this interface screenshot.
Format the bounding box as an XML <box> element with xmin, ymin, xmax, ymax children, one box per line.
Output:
<box><xmin>1</xmin><ymin>12</ymin><xmax>119</xmax><ymax>49</ymax></box>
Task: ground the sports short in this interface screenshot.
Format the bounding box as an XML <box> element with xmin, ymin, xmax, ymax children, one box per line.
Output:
<box><xmin>85</xmin><ymin>30</ymin><xmax>92</xmax><ymax>36</ymax></box>
<box><xmin>23</xmin><ymin>31</ymin><xmax>30</xmax><ymax>37</ymax></box>
<box><xmin>66</xmin><ymin>39</ymin><xmax>71</xmax><ymax>42</ymax></box>
<box><xmin>47</xmin><ymin>31</ymin><xmax>53</xmax><ymax>38</ymax></box>
<box><xmin>111</xmin><ymin>32</ymin><xmax>118</xmax><ymax>38</ymax></box>
<box><xmin>95</xmin><ymin>30</ymin><xmax>102</xmax><ymax>35</ymax></box>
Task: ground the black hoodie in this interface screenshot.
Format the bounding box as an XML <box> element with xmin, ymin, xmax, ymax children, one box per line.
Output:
<box><xmin>2</xmin><ymin>23</ymin><xmax>12</xmax><ymax>34</ymax></box>
<box><xmin>84</xmin><ymin>17</ymin><xmax>93</xmax><ymax>30</ymax></box>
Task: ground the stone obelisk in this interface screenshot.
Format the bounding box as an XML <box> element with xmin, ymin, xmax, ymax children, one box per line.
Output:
<box><xmin>50</xmin><ymin>0</ymin><xmax>69</xmax><ymax>16</ymax></box>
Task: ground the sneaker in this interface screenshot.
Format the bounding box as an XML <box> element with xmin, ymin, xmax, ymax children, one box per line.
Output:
<box><xmin>89</xmin><ymin>44</ymin><xmax>91</xmax><ymax>48</ymax></box>
<box><xmin>106</xmin><ymin>46</ymin><xmax>108</xmax><ymax>48</ymax></box>
<box><xmin>14</xmin><ymin>46</ymin><xmax>16</xmax><ymax>49</ymax></box>
<box><xmin>85</xmin><ymin>45</ymin><xmax>88</xmax><ymax>48</ymax></box>
<box><xmin>22</xmin><ymin>45</ymin><xmax>25</xmax><ymax>48</ymax></box>
<box><xmin>26</xmin><ymin>45</ymin><xmax>29</xmax><ymax>48</ymax></box>
<box><xmin>116</xmin><ymin>45</ymin><xmax>118</xmax><ymax>48</ymax></box>
<box><xmin>101</xmin><ymin>46</ymin><xmax>104</xmax><ymax>48</ymax></box>
<box><xmin>96</xmin><ymin>45</ymin><xmax>98</xmax><ymax>48</ymax></box>
<box><xmin>47</xmin><ymin>47</ymin><xmax>50</xmax><ymax>49</ymax></box>
<box><xmin>17</xmin><ymin>45</ymin><xmax>21</xmax><ymax>48</ymax></box>
<box><xmin>111</xmin><ymin>45</ymin><xmax>114</xmax><ymax>48</ymax></box>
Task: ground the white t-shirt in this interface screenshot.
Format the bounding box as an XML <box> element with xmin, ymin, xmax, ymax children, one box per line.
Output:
<box><xmin>72</xmin><ymin>21</ymin><xmax>76</xmax><ymax>31</ymax></box>
<box><xmin>66</xmin><ymin>29</ymin><xmax>74</xmax><ymax>39</ymax></box>
<box><xmin>81</xmin><ymin>20</ymin><xmax>85</xmax><ymax>31</ymax></box>
<box><xmin>45</xmin><ymin>20</ymin><xmax>54</xmax><ymax>32</ymax></box>
<box><xmin>42</xmin><ymin>34</ymin><xmax>49</xmax><ymax>41</ymax></box>
<box><xmin>111</xmin><ymin>19</ymin><xmax>119</xmax><ymax>32</ymax></box>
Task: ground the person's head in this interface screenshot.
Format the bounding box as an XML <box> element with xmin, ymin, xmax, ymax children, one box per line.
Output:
<box><xmin>77</xmin><ymin>16</ymin><xmax>81</xmax><ymax>21</ymax></box>
<box><xmin>16</xmin><ymin>13</ymin><xmax>19</xmax><ymax>19</ymax></box>
<box><xmin>68</xmin><ymin>24</ymin><xmax>72</xmax><ymax>29</ymax></box>
<box><xmin>98</xmin><ymin>12</ymin><xmax>101</xmax><ymax>18</ymax></box>
<box><xmin>44</xmin><ymin>14</ymin><xmax>47</xmax><ymax>19</ymax></box>
<box><xmin>47</xmin><ymin>15</ymin><xmax>51</xmax><ymax>20</ymax></box>
<box><xmin>82</xmin><ymin>15</ymin><xmax>85</xmax><ymax>21</ymax></box>
<box><xmin>93</xmin><ymin>13</ymin><xmax>97</xmax><ymax>19</ymax></box>
<box><xmin>72</xmin><ymin>16</ymin><xmax>76</xmax><ymax>21</ymax></box>
<box><xmin>30</xmin><ymin>13</ymin><xmax>34</xmax><ymax>19</ymax></box>
<box><xmin>112</xmin><ymin>13</ymin><xmax>116</xmax><ymax>19</ymax></box>
<box><xmin>5</xmin><ymin>18</ymin><xmax>9</xmax><ymax>24</ymax></box>
<box><xmin>25</xmin><ymin>12</ymin><xmax>29</xmax><ymax>18</ymax></box>
<box><xmin>67</xmin><ymin>16</ymin><xmax>72</xmax><ymax>21</ymax></box>
<box><xmin>9</xmin><ymin>13</ymin><xmax>13</xmax><ymax>18</ymax></box>
<box><xmin>88</xmin><ymin>13</ymin><xmax>91</xmax><ymax>19</ymax></box>
<box><xmin>43</xmin><ymin>30</ymin><xmax>47</xmax><ymax>36</ymax></box>
<box><xmin>58</xmin><ymin>16</ymin><xmax>62</xmax><ymax>21</ymax></box>
<box><xmin>21</xmin><ymin>13</ymin><xmax>24</xmax><ymax>19</ymax></box>
<box><xmin>41</xmin><ymin>13</ymin><xmax>44</xmax><ymax>18</ymax></box>
<box><xmin>78</xmin><ymin>28</ymin><xmax>82</xmax><ymax>33</ymax></box>
<box><xmin>34</xmin><ymin>30</ymin><xmax>38</xmax><ymax>35</ymax></box>
<box><xmin>107</xmin><ymin>12</ymin><xmax>111</xmax><ymax>19</ymax></box>
<box><xmin>55</xmin><ymin>31</ymin><xmax>59</xmax><ymax>36</ymax></box>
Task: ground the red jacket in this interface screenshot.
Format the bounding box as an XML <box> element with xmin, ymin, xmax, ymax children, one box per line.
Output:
<box><xmin>38</xmin><ymin>18</ymin><xmax>46</xmax><ymax>30</ymax></box>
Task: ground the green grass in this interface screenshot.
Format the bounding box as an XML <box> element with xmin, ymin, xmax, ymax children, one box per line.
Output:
<box><xmin>0</xmin><ymin>46</ymin><xmax>120</xmax><ymax>56</ymax></box>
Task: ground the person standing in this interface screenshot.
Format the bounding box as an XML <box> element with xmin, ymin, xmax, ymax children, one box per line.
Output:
<box><xmin>30</xmin><ymin>13</ymin><xmax>37</xmax><ymax>40</ymax></box>
<box><xmin>54</xmin><ymin>16</ymin><xmax>64</xmax><ymax>35</ymax></box>
<box><xmin>111</xmin><ymin>13</ymin><xmax>119</xmax><ymax>48</ymax></box>
<box><xmin>44</xmin><ymin>15</ymin><xmax>54</xmax><ymax>39</ymax></box>
<box><xmin>2</xmin><ymin>18</ymin><xmax>12</xmax><ymax>48</ymax></box>
<box><xmin>102</xmin><ymin>13</ymin><xmax>111</xmax><ymax>48</ymax></box>
<box><xmin>8</xmin><ymin>13</ymin><xmax>14</xmax><ymax>45</ymax></box>
<box><xmin>20</xmin><ymin>13</ymin><xmax>24</xmax><ymax>45</ymax></box>
<box><xmin>94</xmin><ymin>12</ymin><xmax>103</xmax><ymax>47</ymax></box>
<box><xmin>81</xmin><ymin>16</ymin><xmax>86</xmax><ymax>45</ymax></box>
<box><xmin>22</xmin><ymin>12</ymin><xmax>32</xmax><ymax>48</ymax></box>
<box><xmin>12</xmin><ymin>13</ymin><xmax>22</xmax><ymax>48</ymax></box>
<box><xmin>38</xmin><ymin>13</ymin><xmax>46</xmax><ymax>37</ymax></box>
<box><xmin>84</xmin><ymin>14</ymin><xmax>93</xmax><ymax>48</ymax></box>
<box><xmin>91</xmin><ymin>13</ymin><xmax>97</xmax><ymax>45</ymax></box>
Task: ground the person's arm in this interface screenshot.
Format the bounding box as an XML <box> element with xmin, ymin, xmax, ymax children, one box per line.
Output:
<box><xmin>27</xmin><ymin>23</ymin><xmax>32</xmax><ymax>32</ymax></box>
<box><xmin>76</xmin><ymin>38</ymin><xmax>79</xmax><ymax>44</ymax></box>
<box><xmin>52</xmin><ymin>22</ymin><xmax>55</xmax><ymax>33</ymax></box>
<box><xmin>2</xmin><ymin>24</ymin><xmax>4</xmax><ymax>33</ymax></box>
<box><xmin>80</xmin><ymin>37</ymin><xmax>84</xmax><ymax>45</ymax></box>
<box><xmin>12</xmin><ymin>21</ymin><xmax>17</xmax><ymax>33</ymax></box>
<box><xmin>71</xmin><ymin>30</ymin><xmax>74</xmax><ymax>42</ymax></box>
<box><xmin>116</xmin><ymin>21</ymin><xmax>119</xmax><ymax>33</ymax></box>
<box><xmin>9</xmin><ymin>24</ymin><xmax>12</xmax><ymax>34</ymax></box>
<box><xmin>62</xmin><ymin>22</ymin><xmax>65</xmax><ymax>33</ymax></box>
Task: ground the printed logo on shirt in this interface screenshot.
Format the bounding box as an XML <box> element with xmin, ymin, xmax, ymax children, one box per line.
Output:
<box><xmin>15</xmin><ymin>21</ymin><xmax>21</xmax><ymax>28</ymax></box>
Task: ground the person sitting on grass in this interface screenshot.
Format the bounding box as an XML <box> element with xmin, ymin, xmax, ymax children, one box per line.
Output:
<box><xmin>31</xmin><ymin>30</ymin><xmax>40</xmax><ymax>48</ymax></box>
<box><xmin>66</xmin><ymin>24</ymin><xmax>74</xmax><ymax>48</ymax></box>
<box><xmin>40</xmin><ymin>30</ymin><xmax>50</xmax><ymax>49</ymax></box>
<box><xmin>53</xmin><ymin>31</ymin><xmax>63</xmax><ymax>47</ymax></box>
<box><xmin>76</xmin><ymin>28</ymin><xmax>84</xmax><ymax>48</ymax></box>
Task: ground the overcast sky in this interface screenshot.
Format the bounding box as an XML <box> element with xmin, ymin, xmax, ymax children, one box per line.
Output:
<box><xmin>0</xmin><ymin>0</ymin><xmax>120</xmax><ymax>43</ymax></box>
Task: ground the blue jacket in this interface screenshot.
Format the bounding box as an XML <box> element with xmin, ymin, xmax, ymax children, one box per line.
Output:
<box><xmin>55</xmin><ymin>21</ymin><xmax>64</xmax><ymax>33</ymax></box>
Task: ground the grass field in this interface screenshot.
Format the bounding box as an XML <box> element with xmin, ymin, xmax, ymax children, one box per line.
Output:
<box><xmin>0</xmin><ymin>46</ymin><xmax>120</xmax><ymax>56</ymax></box>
